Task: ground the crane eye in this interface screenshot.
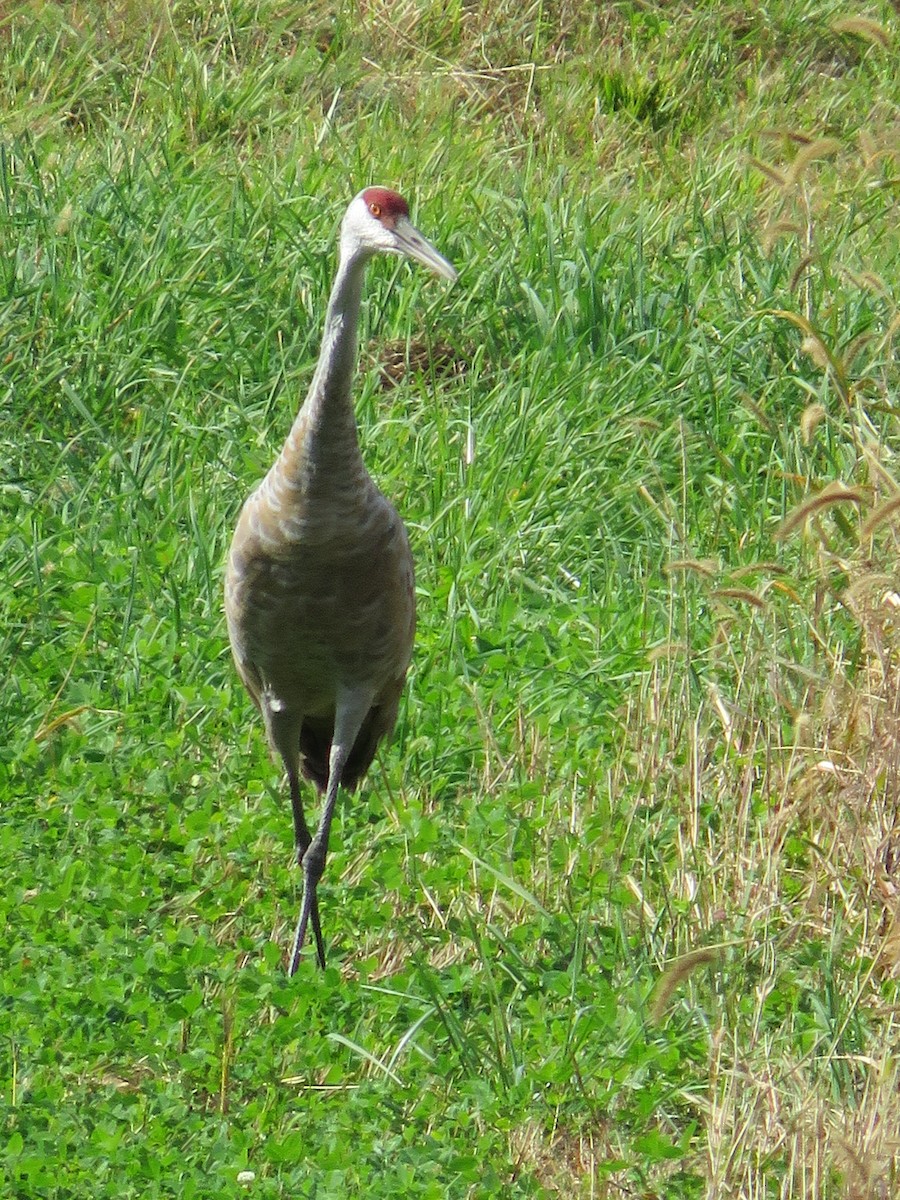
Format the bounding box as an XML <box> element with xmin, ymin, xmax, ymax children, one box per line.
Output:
<box><xmin>369</xmin><ymin>202</ymin><xmax>382</xmax><ymax>217</ymax></box>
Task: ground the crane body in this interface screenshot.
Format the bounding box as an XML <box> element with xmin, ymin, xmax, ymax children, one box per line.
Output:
<box><xmin>225</xmin><ymin>187</ymin><xmax>456</xmax><ymax>973</ymax></box>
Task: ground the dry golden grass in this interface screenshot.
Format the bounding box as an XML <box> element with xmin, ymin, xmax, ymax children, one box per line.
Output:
<box><xmin>615</xmin><ymin>457</ymin><xmax>900</xmax><ymax>1196</ymax></box>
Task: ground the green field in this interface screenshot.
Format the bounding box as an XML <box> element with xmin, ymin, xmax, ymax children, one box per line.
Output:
<box><xmin>2</xmin><ymin>2</ymin><xmax>899</xmax><ymax>1196</ymax></box>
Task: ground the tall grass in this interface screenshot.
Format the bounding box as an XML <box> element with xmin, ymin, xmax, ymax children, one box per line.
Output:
<box><xmin>1</xmin><ymin>1</ymin><xmax>898</xmax><ymax>1196</ymax></box>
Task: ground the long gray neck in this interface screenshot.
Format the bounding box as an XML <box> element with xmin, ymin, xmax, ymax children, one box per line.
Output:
<box><xmin>275</xmin><ymin>249</ymin><xmax>370</xmax><ymax>491</ymax></box>
<box><xmin>308</xmin><ymin>248</ymin><xmax>367</xmax><ymax>427</ymax></box>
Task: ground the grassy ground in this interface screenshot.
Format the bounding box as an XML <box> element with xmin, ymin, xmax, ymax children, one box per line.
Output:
<box><xmin>1</xmin><ymin>1</ymin><xmax>899</xmax><ymax>1196</ymax></box>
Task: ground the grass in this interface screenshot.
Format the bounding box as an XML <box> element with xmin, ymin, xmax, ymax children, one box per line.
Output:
<box><xmin>1</xmin><ymin>0</ymin><xmax>899</xmax><ymax>1195</ymax></box>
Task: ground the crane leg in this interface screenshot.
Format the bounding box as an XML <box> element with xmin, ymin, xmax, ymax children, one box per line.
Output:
<box><xmin>263</xmin><ymin>698</ymin><xmax>328</xmax><ymax>974</ymax></box>
<box><xmin>288</xmin><ymin>689</ymin><xmax>372</xmax><ymax>976</ymax></box>
<box><xmin>287</xmin><ymin>767</ymin><xmax>326</xmax><ymax>972</ymax></box>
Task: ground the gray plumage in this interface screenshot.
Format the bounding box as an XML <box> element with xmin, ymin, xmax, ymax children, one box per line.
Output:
<box><xmin>225</xmin><ymin>186</ymin><xmax>456</xmax><ymax>973</ymax></box>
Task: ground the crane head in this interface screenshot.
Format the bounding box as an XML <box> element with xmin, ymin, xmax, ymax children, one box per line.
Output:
<box><xmin>341</xmin><ymin>187</ymin><xmax>458</xmax><ymax>282</ymax></box>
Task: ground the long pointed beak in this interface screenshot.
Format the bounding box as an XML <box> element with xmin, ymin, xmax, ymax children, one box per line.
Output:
<box><xmin>393</xmin><ymin>216</ymin><xmax>458</xmax><ymax>282</ymax></box>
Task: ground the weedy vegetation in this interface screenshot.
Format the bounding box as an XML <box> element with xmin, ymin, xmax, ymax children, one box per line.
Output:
<box><xmin>1</xmin><ymin>1</ymin><xmax>899</xmax><ymax>1196</ymax></box>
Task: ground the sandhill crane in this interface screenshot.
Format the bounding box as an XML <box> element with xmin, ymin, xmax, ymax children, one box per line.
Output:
<box><xmin>225</xmin><ymin>187</ymin><xmax>456</xmax><ymax>974</ymax></box>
